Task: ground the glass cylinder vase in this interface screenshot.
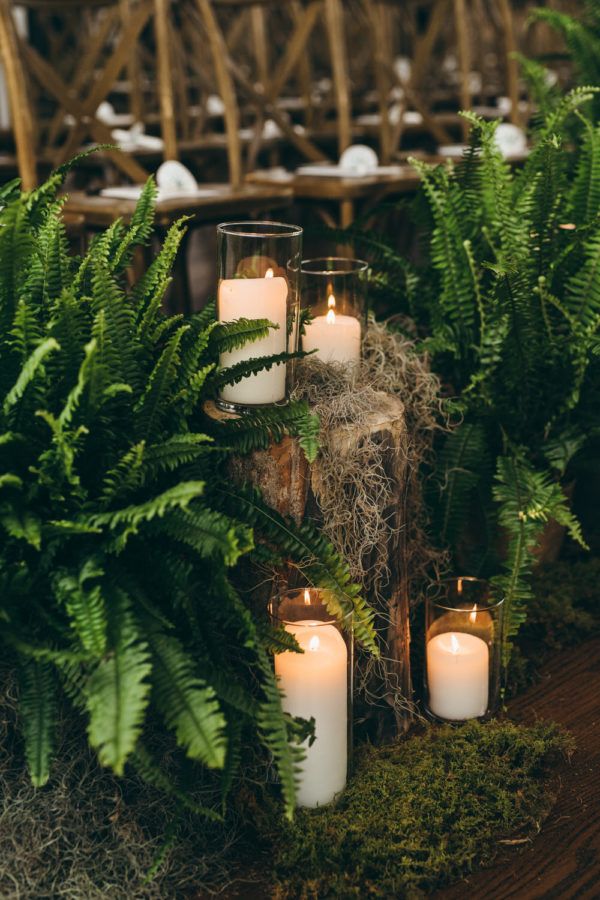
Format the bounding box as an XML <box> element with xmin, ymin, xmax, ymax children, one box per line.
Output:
<box><xmin>216</xmin><ymin>221</ymin><xmax>302</xmax><ymax>412</ymax></box>
<box><xmin>425</xmin><ymin>578</ymin><xmax>504</xmax><ymax>722</ymax></box>
<box><xmin>272</xmin><ymin>587</ymin><xmax>353</xmax><ymax>808</ymax></box>
<box><xmin>300</xmin><ymin>257</ymin><xmax>368</xmax><ymax>364</ymax></box>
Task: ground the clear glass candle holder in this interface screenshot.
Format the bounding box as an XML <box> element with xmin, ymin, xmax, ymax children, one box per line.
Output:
<box><xmin>425</xmin><ymin>578</ymin><xmax>504</xmax><ymax>723</ymax></box>
<box><xmin>300</xmin><ymin>257</ymin><xmax>369</xmax><ymax>365</ymax></box>
<box><xmin>216</xmin><ymin>221</ymin><xmax>302</xmax><ymax>412</ymax></box>
<box><xmin>272</xmin><ymin>587</ymin><xmax>353</xmax><ymax>808</ymax></box>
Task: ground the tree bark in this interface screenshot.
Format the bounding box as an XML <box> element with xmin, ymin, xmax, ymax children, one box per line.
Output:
<box><xmin>204</xmin><ymin>394</ymin><xmax>413</xmax><ymax>733</ymax></box>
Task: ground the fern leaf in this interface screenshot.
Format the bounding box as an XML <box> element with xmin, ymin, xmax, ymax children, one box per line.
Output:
<box><xmin>147</xmin><ymin>628</ymin><xmax>227</xmax><ymax>768</ymax></box>
<box><xmin>3</xmin><ymin>337</ymin><xmax>60</xmax><ymax>414</ymax></box>
<box><xmin>86</xmin><ymin>481</ymin><xmax>205</xmax><ymax>531</ymax></box>
<box><xmin>211</xmin><ymin>350</ymin><xmax>307</xmax><ymax>392</ymax></box>
<box><xmin>53</xmin><ymin>560</ymin><xmax>107</xmax><ymax>657</ymax></box>
<box><xmin>18</xmin><ymin>659</ymin><xmax>56</xmax><ymax>787</ymax></box>
<box><xmin>129</xmin><ymin>177</ymin><xmax>158</xmax><ymax>247</ymax></box>
<box><xmin>134</xmin><ymin>324</ymin><xmax>189</xmax><ymax>437</ymax></box>
<box><xmin>157</xmin><ymin>505</ymin><xmax>253</xmax><ymax>567</ymax></box>
<box><xmin>215</xmin><ymin>485</ymin><xmax>377</xmax><ymax>653</ymax></box>
<box><xmin>210</xmin><ymin>318</ymin><xmax>278</xmax><ymax>354</ymax></box>
<box><xmin>86</xmin><ymin>590</ymin><xmax>152</xmax><ymax>775</ymax></box>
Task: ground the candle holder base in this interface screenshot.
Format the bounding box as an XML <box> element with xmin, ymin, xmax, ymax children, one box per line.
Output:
<box><xmin>424</xmin><ymin>704</ymin><xmax>493</xmax><ymax>726</ymax></box>
<box><xmin>215</xmin><ymin>396</ymin><xmax>290</xmax><ymax>415</ymax></box>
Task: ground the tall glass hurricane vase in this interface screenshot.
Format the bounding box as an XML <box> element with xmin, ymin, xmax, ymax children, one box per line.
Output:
<box><xmin>272</xmin><ymin>588</ymin><xmax>353</xmax><ymax>808</ymax></box>
<box><xmin>425</xmin><ymin>578</ymin><xmax>504</xmax><ymax>722</ymax></box>
<box><xmin>216</xmin><ymin>221</ymin><xmax>302</xmax><ymax>412</ymax></box>
<box><xmin>301</xmin><ymin>257</ymin><xmax>368</xmax><ymax>364</ymax></box>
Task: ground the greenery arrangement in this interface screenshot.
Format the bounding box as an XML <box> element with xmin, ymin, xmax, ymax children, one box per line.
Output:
<box><xmin>0</xmin><ymin>165</ymin><xmax>376</xmax><ymax>820</ymax></box>
<box><xmin>530</xmin><ymin>1</ymin><xmax>600</xmax><ymax>99</ymax></box>
<box><xmin>321</xmin><ymin>91</ymin><xmax>600</xmax><ymax>666</ymax></box>
<box><xmin>268</xmin><ymin>719</ymin><xmax>573</xmax><ymax>898</ymax></box>
<box><xmin>2</xmin><ymin>551</ymin><xmax>595</xmax><ymax>897</ymax></box>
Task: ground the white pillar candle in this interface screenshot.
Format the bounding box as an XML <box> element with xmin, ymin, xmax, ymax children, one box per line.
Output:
<box><xmin>302</xmin><ymin>293</ymin><xmax>361</xmax><ymax>364</ymax></box>
<box><xmin>275</xmin><ymin>619</ymin><xmax>348</xmax><ymax>807</ymax></box>
<box><xmin>219</xmin><ymin>270</ymin><xmax>288</xmax><ymax>405</ymax></box>
<box><xmin>427</xmin><ymin>631</ymin><xmax>489</xmax><ymax>721</ymax></box>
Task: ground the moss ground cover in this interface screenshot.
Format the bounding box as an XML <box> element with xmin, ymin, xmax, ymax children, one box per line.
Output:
<box><xmin>2</xmin><ymin>555</ymin><xmax>596</xmax><ymax>897</ymax></box>
<box><xmin>268</xmin><ymin>720</ymin><xmax>573</xmax><ymax>899</ymax></box>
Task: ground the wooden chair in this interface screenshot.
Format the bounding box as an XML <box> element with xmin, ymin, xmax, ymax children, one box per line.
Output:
<box><xmin>0</xmin><ymin>0</ymin><xmax>294</xmax><ymax>313</ymax></box>
<box><xmin>360</xmin><ymin>0</ymin><xmax>522</xmax><ymax>152</ymax></box>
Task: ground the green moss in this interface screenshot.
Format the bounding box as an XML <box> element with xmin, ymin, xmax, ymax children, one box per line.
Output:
<box><xmin>269</xmin><ymin>720</ymin><xmax>573</xmax><ymax>899</ymax></box>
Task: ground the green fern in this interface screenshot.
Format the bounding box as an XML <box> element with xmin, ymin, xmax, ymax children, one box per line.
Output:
<box><xmin>0</xmin><ymin>166</ymin><xmax>369</xmax><ymax>814</ymax></box>
<box><xmin>18</xmin><ymin>660</ymin><xmax>56</xmax><ymax>787</ymax></box>
<box><xmin>86</xmin><ymin>590</ymin><xmax>152</xmax><ymax>775</ymax></box>
<box><xmin>491</xmin><ymin>453</ymin><xmax>587</xmax><ymax>668</ymax></box>
<box><xmin>146</xmin><ymin>628</ymin><xmax>227</xmax><ymax>768</ymax></box>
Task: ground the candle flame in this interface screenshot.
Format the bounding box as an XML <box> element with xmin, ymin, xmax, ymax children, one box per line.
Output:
<box><xmin>303</xmin><ymin>589</ymin><xmax>311</xmax><ymax>606</ymax></box>
<box><xmin>450</xmin><ymin>633</ymin><xmax>460</xmax><ymax>655</ymax></box>
<box><xmin>326</xmin><ymin>308</ymin><xmax>336</xmax><ymax>325</ymax></box>
<box><xmin>308</xmin><ymin>634</ymin><xmax>320</xmax><ymax>652</ymax></box>
<box><xmin>469</xmin><ymin>603</ymin><xmax>477</xmax><ymax>624</ymax></box>
<box><xmin>327</xmin><ymin>293</ymin><xmax>336</xmax><ymax>309</ymax></box>
<box><xmin>265</xmin><ymin>267</ymin><xmax>274</xmax><ymax>278</ymax></box>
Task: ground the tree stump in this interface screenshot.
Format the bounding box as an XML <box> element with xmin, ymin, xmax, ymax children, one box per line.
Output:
<box><xmin>204</xmin><ymin>393</ymin><xmax>412</xmax><ymax>733</ymax></box>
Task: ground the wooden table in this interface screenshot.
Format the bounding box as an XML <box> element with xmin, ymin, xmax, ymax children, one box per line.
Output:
<box><xmin>246</xmin><ymin>165</ymin><xmax>422</xmax><ymax>227</ymax></box>
<box><xmin>435</xmin><ymin>637</ymin><xmax>600</xmax><ymax>900</ymax></box>
<box><xmin>63</xmin><ymin>182</ymin><xmax>294</xmax><ymax>229</ymax></box>
<box><xmin>64</xmin><ymin>183</ymin><xmax>294</xmax><ymax>315</ymax></box>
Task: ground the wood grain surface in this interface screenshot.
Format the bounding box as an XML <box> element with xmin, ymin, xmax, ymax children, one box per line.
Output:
<box><xmin>435</xmin><ymin>636</ymin><xmax>600</xmax><ymax>900</ymax></box>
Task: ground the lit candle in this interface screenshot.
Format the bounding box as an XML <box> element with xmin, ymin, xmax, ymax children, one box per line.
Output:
<box><xmin>302</xmin><ymin>292</ymin><xmax>361</xmax><ymax>364</ymax></box>
<box><xmin>427</xmin><ymin>631</ymin><xmax>489</xmax><ymax>721</ymax></box>
<box><xmin>430</xmin><ymin>604</ymin><xmax>494</xmax><ymax>644</ymax></box>
<box><xmin>218</xmin><ymin>268</ymin><xmax>288</xmax><ymax>406</ymax></box>
<box><xmin>275</xmin><ymin>601</ymin><xmax>348</xmax><ymax>807</ymax></box>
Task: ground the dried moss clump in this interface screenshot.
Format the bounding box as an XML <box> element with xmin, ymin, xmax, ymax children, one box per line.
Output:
<box><xmin>0</xmin><ymin>666</ymin><xmax>234</xmax><ymax>899</ymax></box>
<box><xmin>271</xmin><ymin>720</ymin><xmax>573</xmax><ymax>899</ymax></box>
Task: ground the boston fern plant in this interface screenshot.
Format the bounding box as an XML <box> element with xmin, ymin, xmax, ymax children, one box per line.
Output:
<box><xmin>0</xmin><ymin>168</ymin><xmax>375</xmax><ymax>819</ymax></box>
<box><xmin>319</xmin><ymin>91</ymin><xmax>600</xmax><ymax>666</ymax></box>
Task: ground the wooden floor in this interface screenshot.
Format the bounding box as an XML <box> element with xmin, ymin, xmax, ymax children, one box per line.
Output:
<box><xmin>435</xmin><ymin>636</ymin><xmax>600</xmax><ymax>900</ymax></box>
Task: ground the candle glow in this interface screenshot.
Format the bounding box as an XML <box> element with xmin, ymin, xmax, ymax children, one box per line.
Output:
<box><xmin>275</xmin><ymin>618</ymin><xmax>348</xmax><ymax>807</ymax></box>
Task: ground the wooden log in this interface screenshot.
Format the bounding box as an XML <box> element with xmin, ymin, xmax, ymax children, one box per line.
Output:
<box><xmin>204</xmin><ymin>392</ymin><xmax>413</xmax><ymax>734</ymax></box>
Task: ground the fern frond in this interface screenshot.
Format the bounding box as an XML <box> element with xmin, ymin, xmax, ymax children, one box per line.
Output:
<box><xmin>256</xmin><ymin>648</ymin><xmax>304</xmax><ymax>820</ymax></box>
<box><xmin>157</xmin><ymin>505</ymin><xmax>253</xmax><ymax>567</ymax></box>
<box><xmin>129</xmin><ymin>177</ymin><xmax>158</xmax><ymax>248</ymax></box>
<box><xmin>210</xmin><ymin>318</ymin><xmax>279</xmax><ymax>354</ymax></box>
<box><xmin>86</xmin><ymin>590</ymin><xmax>152</xmax><ymax>775</ymax></box>
<box><xmin>491</xmin><ymin>453</ymin><xmax>587</xmax><ymax>669</ymax></box>
<box><xmin>134</xmin><ymin>324</ymin><xmax>189</xmax><ymax>437</ymax></box>
<box><xmin>212</xmin><ymin>401</ymin><xmax>320</xmax><ymax>463</ymax></box>
<box><xmin>146</xmin><ymin>628</ymin><xmax>227</xmax><ymax>768</ymax></box>
<box><xmin>85</xmin><ymin>481</ymin><xmax>206</xmax><ymax>531</ymax></box>
<box><xmin>3</xmin><ymin>337</ymin><xmax>59</xmax><ymax>415</ymax></box>
<box><xmin>215</xmin><ymin>485</ymin><xmax>377</xmax><ymax>652</ymax></box>
<box><xmin>53</xmin><ymin>560</ymin><xmax>107</xmax><ymax>657</ymax></box>
<box><xmin>211</xmin><ymin>350</ymin><xmax>307</xmax><ymax>392</ymax></box>
<box><xmin>18</xmin><ymin>658</ymin><xmax>56</xmax><ymax>787</ymax></box>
